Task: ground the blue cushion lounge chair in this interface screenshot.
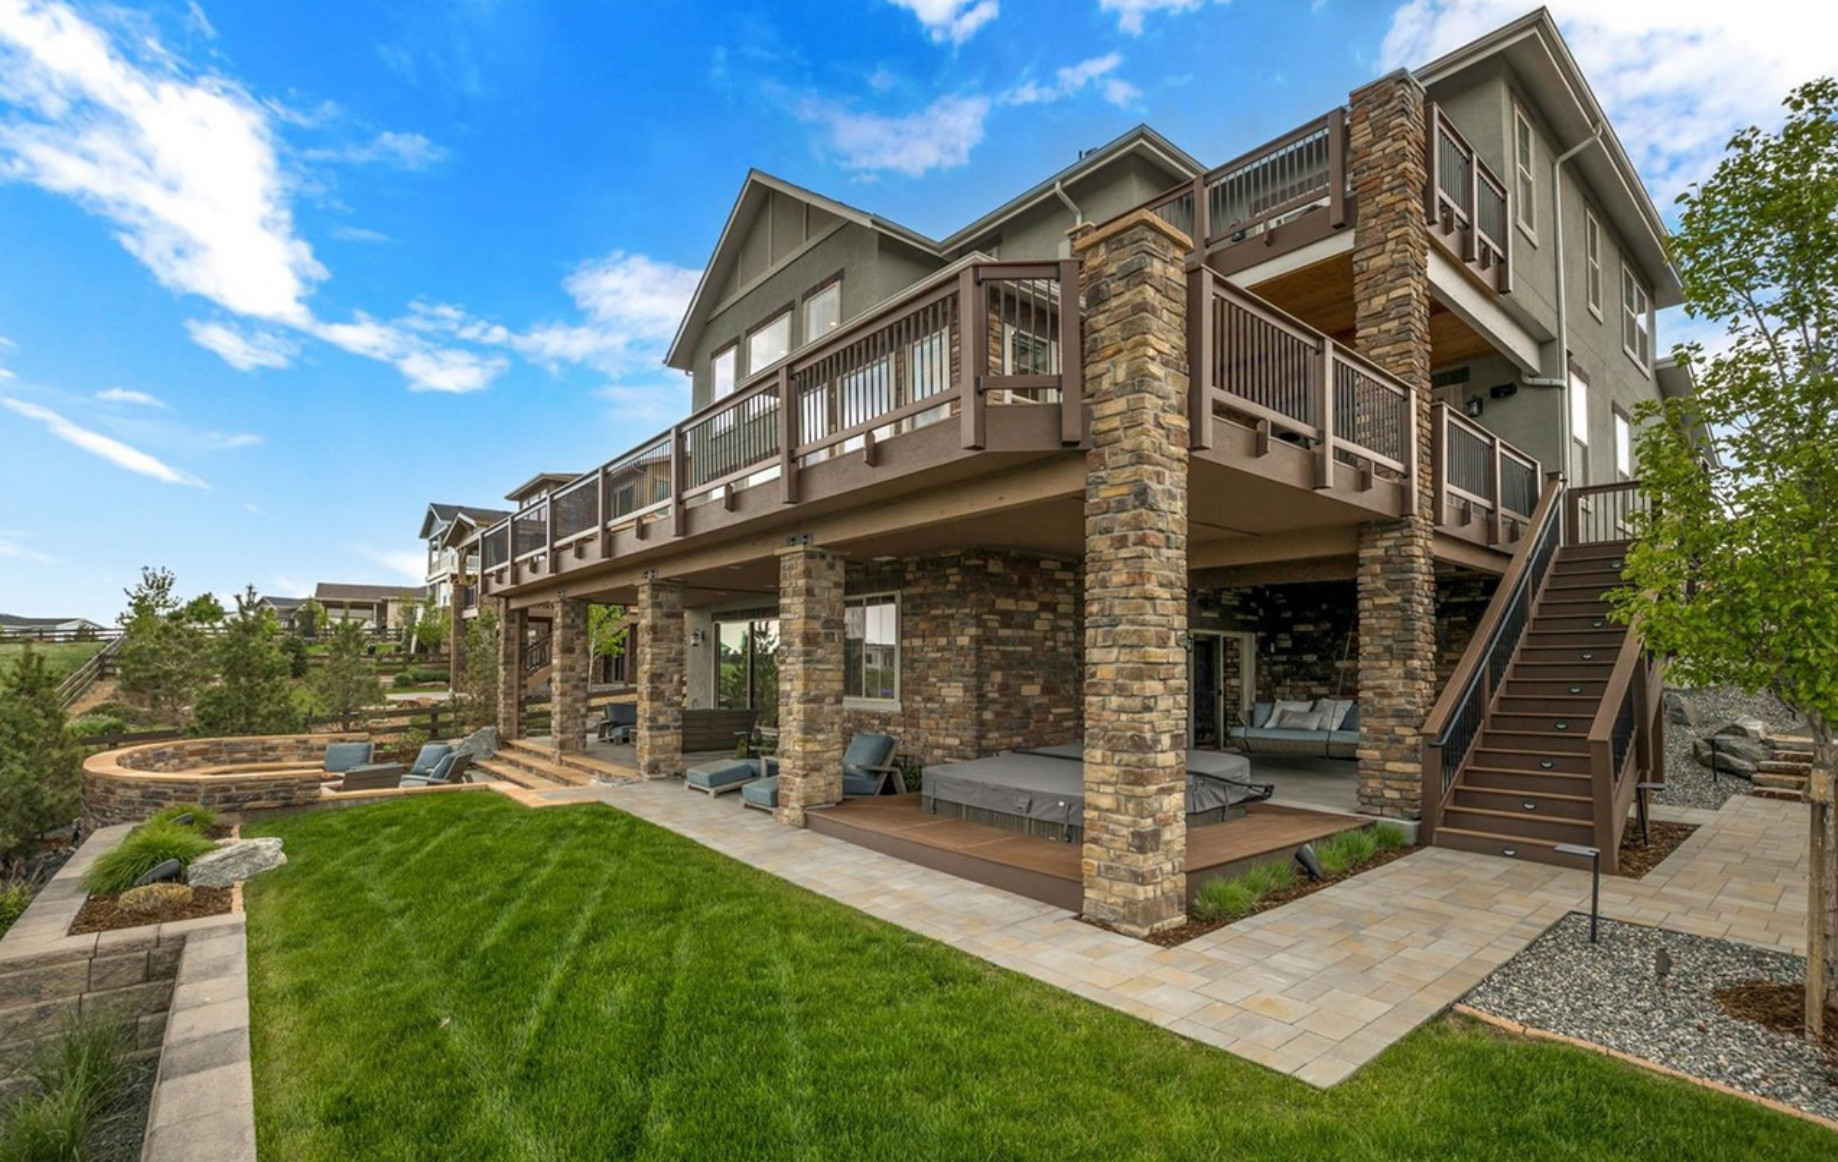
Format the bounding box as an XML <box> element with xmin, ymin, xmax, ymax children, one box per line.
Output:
<box><xmin>322</xmin><ymin>741</ymin><xmax>375</xmax><ymax>774</ymax></box>
<box><xmin>400</xmin><ymin>752</ymin><xmax>473</xmax><ymax>787</ymax></box>
<box><xmin>739</xmin><ymin>775</ymin><xmax>779</xmax><ymax>812</ymax></box>
<box><xmin>685</xmin><ymin>756</ymin><xmax>761</xmax><ymax>797</ymax></box>
<box><xmin>408</xmin><ymin>743</ymin><xmax>453</xmax><ymax>779</ymax></box>
<box><xmin>841</xmin><ymin>733</ymin><xmax>901</xmax><ymax>797</ymax></box>
<box><xmin>597</xmin><ymin>702</ymin><xmax>637</xmax><ymax>744</ymax></box>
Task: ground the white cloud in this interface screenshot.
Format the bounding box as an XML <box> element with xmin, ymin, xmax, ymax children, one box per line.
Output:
<box><xmin>1379</xmin><ymin>1</ymin><xmax>1835</xmax><ymax>202</ymax></box>
<box><xmin>1101</xmin><ymin>0</ymin><xmax>1223</xmax><ymax>35</ymax></box>
<box><xmin>1006</xmin><ymin>53</ymin><xmax>1138</xmax><ymax>108</ymax></box>
<box><xmin>2</xmin><ymin>396</ymin><xmax>206</xmax><ymax>486</ymax></box>
<box><xmin>96</xmin><ymin>386</ymin><xmax>163</xmax><ymax>407</ymax></box>
<box><xmin>0</xmin><ymin>0</ymin><xmax>324</xmax><ymax>322</ymax></box>
<box><xmin>886</xmin><ymin>0</ymin><xmax>998</xmax><ymax>44</ymax></box>
<box><xmin>306</xmin><ymin>313</ymin><xmax>508</xmax><ymax>393</ymax></box>
<box><xmin>330</xmin><ymin>224</ymin><xmax>391</xmax><ymax>244</ymax></box>
<box><xmin>201</xmin><ymin>430</ymin><xmax>261</xmax><ymax>449</ymax></box>
<box><xmin>802</xmin><ymin>92</ymin><xmax>990</xmax><ymax>177</ymax></box>
<box><xmin>0</xmin><ymin>534</ymin><xmax>54</xmax><ymax>563</ymax></box>
<box><xmin>184</xmin><ymin>1</ymin><xmax>215</xmax><ymax>40</ymax></box>
<box><xmin>306</xmin><ymin>130</ymin><xmax>445</xmax><ymax>170</ymax></box>
<box><xmin>185</xmin><ymin>319</ymin><xmax>296</xmax><ymax>371</ymax></box>
<box><xmin>359</xmin><ymin>547</ymin><xmax>427</xmax><ymax>583</ymax></box>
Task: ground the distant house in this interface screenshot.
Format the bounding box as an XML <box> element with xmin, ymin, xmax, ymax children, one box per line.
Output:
<box><xmin>417</xmin><ymin>502</ymin><xmax>512</xmax><ymax>614</ymax></box>
<box><xmin>312</xmin><ymin>583</ymin><xmax>426</xmax><ymax>633</ymax></box>
<box><xmin>256</xmin><ymin>596</ymin><xmax>311</xmax><ymax>632</ymax></box>
<box><xmin>0</xmin><ymin>613</ymin><xmax>107</xmax><ymax>639</ymax></box>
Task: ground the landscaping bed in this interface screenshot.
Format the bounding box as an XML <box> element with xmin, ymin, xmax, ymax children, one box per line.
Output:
<box><xmin>1617</xmin><ymin>821</ymin><xmax>1698</xmax><ymax>879</ymax></box>
<box><xmin>1660</xmin><ymin>687</ymin><xmax>1807</xmax><ymax>810</ymax></box>
<box><xmin>240</xmin><ymin>794</ymin><xmax>1837</xmax><ymax>1160</ymax></box>
<box><xmin>1464</xmin><ymin>912</ymin><xmax>1838</xmax><ymax>1125</ymax></box>
<box><xmin>71</xmin><ymin>885</ymin><xmax>233</xmax><ymax>934</ymax></box>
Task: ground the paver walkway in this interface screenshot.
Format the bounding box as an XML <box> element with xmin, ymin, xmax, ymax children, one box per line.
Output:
<box><xmin>530</xmin><ymin>778</ymin><xmax>1808</xmax><ymax>1087</ymax></box>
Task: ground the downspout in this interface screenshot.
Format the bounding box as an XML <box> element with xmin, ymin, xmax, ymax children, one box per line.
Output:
<box><xmin>1053</xmin><ymin>180</ymin><xmax>1084</xmax><ymax>258</ymax></box>
<box><xmin>1522</xmin><ymin>121</ymin><xmax>1605</xmax><ymax>482</ymax></box>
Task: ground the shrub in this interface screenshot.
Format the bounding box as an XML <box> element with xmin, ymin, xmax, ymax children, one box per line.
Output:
<box><xmin>1192</xmin><ymin>876</ymin><xmax>1259</xmax><ymax>923</ymax></box>
<box><xmin>117</xmin><ymin>883</ymin><xmax>194</xmax><ymax>917</ymax></box>
<box><xmin>71</xmin><ymin>713</ymin><xmax>128</xmax><ymax>740</ymax></box>
<box><xmin>81</xmin><ymin>821</ymin><xmax>214</xmax><ymax>895</ymax></box>
<box><xmin>145</xmin><ymin>802</ymin><xmax>218</xmax><ymax>833</ymax></box>
<box><xmin>0</xmin><ymin>1013</ymin><xmax>131</xmax><ymax>1162</ymax></box>
<box><xmin>0</xmin><ymin>880</ymin><xmax>30</xmax><ymax>938</ymax></box>
<box><xmin>1189</xmin><ymin>826</ymin><xmax>1407</xmax><ymax>925</ymax></box>
<box><xmin>83</xmin><ymin>701</ymin><xmax>150</xmax><ymax>727</ymax></box>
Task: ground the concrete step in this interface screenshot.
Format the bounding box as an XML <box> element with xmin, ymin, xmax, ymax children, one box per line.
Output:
<box><xmin>471</xmin><ymin>757</ymin><xmax>559</xmax><ymax>790</ymax></box>
<box><xmin>505</xmin><ymin>738</ymin><xmax>626</xmax><ymax>782</ymax></box>
<box><xmin>478</xmin><ymin>748</ymin><xmax>586</xmax><ymax>789</ymax></box>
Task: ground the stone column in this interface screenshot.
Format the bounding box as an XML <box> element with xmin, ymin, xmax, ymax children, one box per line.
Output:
<box><xmin>551</xmin><ymin>596</ymin><xmax>589</xmax><ymax>756</ymax></box>
<box><xmin>635</xmin><ymin>578</ymin><xmax>685</xmax><ymax>779</ymax></box>
<box><xmin>775</xmin><ymin>546</ymin><xmax>846</xmax><ymax>827</ymax></box>
<box><xmin>1074</xmin><ymin>210</ymin><xmax>1191</xmax><ymax>937</ymax></box>
<box><xmin>495</xmin><ymin>601</ymin><xmax>526</xmax><ymax>741</ymax></box>
<box><xmin>1350</xmin><ymin>71</ymin><xmax>1437</xmax><ymax>817</ymax></box>
<box><xmin>449</xmin><ymin>584</ymin><xmax>468</xmax><ymax>693</ymax></box>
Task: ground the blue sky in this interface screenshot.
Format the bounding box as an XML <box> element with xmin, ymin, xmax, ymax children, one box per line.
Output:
<box><xmin>0</xmin><ymin>0</ymin><xmax>1824</xmax><ymax>621</ymax></box>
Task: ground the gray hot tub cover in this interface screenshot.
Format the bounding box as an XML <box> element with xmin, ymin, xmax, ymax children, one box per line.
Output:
<box><xmin>921</xmin><ymin>743</ymin><xmax>1272</xmax><ymax>828</ymax></box>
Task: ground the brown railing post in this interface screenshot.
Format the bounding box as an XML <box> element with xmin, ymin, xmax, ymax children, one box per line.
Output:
<box><xmin>1465</xmin><ymin>155</ymin><xmax>1482</xmax><ymax>264</ymax></box>
<box><xmin>777</xmin><ymin>365</ymin><xmax>799</xmax><ymax>503</ymax></box>
<box><xmin>1327</xmin><ymin>108</ymin><xmax>1348</xmax><ymax>229</ymax></box>
<box><xmin>1188</xmin><ymin>266</ymin><xmax>1214</xmax><ymax>452</ymax></box>
<box><xmin>1315</xmin><ymin>339</ymin><xmax>1336</xmax><ymax>490</ymax></box>
<box><xmin>544</xmin><ymin>499</ymin><xmax>556</xmax><ymax>574</ymax></box>
<box><xmin>597</xmin><ymin>464</ymin><xmax>611</xmax><ymax>557</ymax></box>
<box><xmin>959</xmin><ymin>265</ymin><xmax>986</xmax><ymax>450</ymax></box>
<box><xmin>1488</xmin><ymin>431</ymin><xmax>1504</xmax><ymax>546</ymax></box>
<box><xmin>1420</xmin><ymin>738</ymin><xmax>1443</xmax><ymax>841</ymax></box>
<box><xmin>1589</xmin><ymin>736</ymin><xmax>1616</xmax><ymax>863</ymax></box>
<box><xmin>1190</xmin><ymin>172</ymin><xmax>1210</xmax><ymax>265</ymax></box>
<box><xmin>1430</xmin><ymin>403</ymin><xmax>1447</xmax><ymax>522</ymax></box>
<box><xmin>1058</xmin><ymin>257</ymin><xmax>1083</xmax><ymax>445</ymax></box>
<box><xmin>669</xmin><ymin>423</ymin><xmax>686</xmax><ymax>538</ymax></box>
<box><xmin>1424</xmin><ymin>104</ymin><xmax>1441</xmax><ymax>225</ymax></box>
<box><xmin>1563</xmin><ymin>481</ymin><xmax>1580</xmax><ymax>546</ymax></box>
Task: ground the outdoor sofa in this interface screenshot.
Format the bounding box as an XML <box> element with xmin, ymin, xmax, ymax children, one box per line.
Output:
<box><xmin>1229</xmin><ymin>698</ymin><xmax>1360</xmax><ymax>759</ymax></box>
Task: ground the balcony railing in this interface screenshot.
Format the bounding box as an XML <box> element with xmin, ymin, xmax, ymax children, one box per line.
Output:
<box><xmin>1432</xmin><ymin>403</ymin><xmax>1541</xmax><ymax>544</ymax></box>
<box><xmin>1426</xmin><ymin>105</ymin><xmax>1511</xmax><ymax>292</ymax></box>
<box><xmin>1191</xmin><ymin>271</ymin><xmax>1415</xmax><ymax>486</ymax></box>
<box><xmin>478</xmin><ymin>258</ymin><xmax>1081</xmax><ymax>590</ymax></box>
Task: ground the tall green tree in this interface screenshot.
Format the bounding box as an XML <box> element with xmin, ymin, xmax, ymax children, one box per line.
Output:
<box><xmin>454</xmin><ymin>608</ymin><xmax>501</xmax><ymax>732</ymax></box>
<box><xmin>588</xmin><ymin>604</ymin><xmax>626</xmax><ymax>682</ymax></box>
<box><xmin>1614</xmin><ymin>78</ymin><xmax>1837</xmax><ymax>1035</ymax></box>
<box><xmin>191</xmin><ymin>587</ymin><xmax>299</xmax><ymax>736</ymax></box>
<box><xmin>410</xmin><ymin>591</ymin><xmax>448</xmax><ymax>656</ymax></box>
<box><xmin>311</xmin><ymin>618</ymin><xmax>385</xmax><ymax>732</ymax></box>
<box><xmin>0</xmin><ymin>647</ymin><xmax>83</xmax><ymax>862</ymax></box>
<box><xmin>296</xmin><ymin>598</ymin><xmax>323</xmax><ymax>639</ymax></box>
<box><xmin>114</xmin><ymin>566</ymin><xmax>212</xmax><ymax>727</ymax></box>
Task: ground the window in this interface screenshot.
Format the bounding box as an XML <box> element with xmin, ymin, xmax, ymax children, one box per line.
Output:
<box><xmin>712</xmin><ymin>345</ymin><xmax>737</xmax><ymax>401</ymax></box>
<box><xmin>803</xmin><ymin>278</ymin><xmax>841</xmax><ymax>342</ymax></box>
<box><xmin>1004</xmin><ymin>326</ymin><xmax>1057</xmax><ymax>375</ymax></box>
<box><xmin>1621</xmin><ymin>266</ymin><xmax>1651</xmax><ymax>370</ymax></box>
<box><xmin>1570</xmin><ymin>370</ymin><xmax>1590</xmax><ymax>484</ymax></box>
<box><xmin>1613</xmin><ymin>410</ymin><xmax>1632</xmax><ymax>480</ymax></box>
<box><xmin>1584</xmin><ymin>208</ymin><xmax>1602</xmax><ymax>319</ymax></box>
<box><xmin>844</xmin><ymin>594</ymin><xmax>899</xmax><ymax>703</ymax></box>
<box><xmin>1513</xmin><ymin>106</ymin><xmax>1536</xmax><ymax>238</ymax></box>
<box><xmin>747</xmin><ymin>310</ymin><xmax>792</xmax><ymax>375</ymax></box>
<box><xmin>715</xmin><ymin>617</ymin><xmax>780</xmax><ymax>726</ymax></box>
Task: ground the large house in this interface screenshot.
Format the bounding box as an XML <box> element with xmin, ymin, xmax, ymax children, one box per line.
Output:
<box><xmin>455</xmin><ymin>11</ymin><xmax>1678</xmax><ymax>935</ymax></box>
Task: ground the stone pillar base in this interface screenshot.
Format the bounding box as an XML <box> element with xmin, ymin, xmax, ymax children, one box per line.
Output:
<box><xmin>552</xmin><ymin>596</ymin><xmax>589</xmax><ymax>757</ymax></box>
<box><xmin>776</xmin><ymin>547</ymin><xmax>846</xmax><ymax>826</ymax></box>
<box><xmin>635</xmin><ymin>580</ymin><xmax>685</xmax><ymax>780</ymax></box>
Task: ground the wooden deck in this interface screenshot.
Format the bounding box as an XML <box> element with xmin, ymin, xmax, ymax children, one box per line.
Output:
<box><xmin>805</xmin><ymin>794</ymin><xmax>1367</xmax><ymax>911</ymax></box>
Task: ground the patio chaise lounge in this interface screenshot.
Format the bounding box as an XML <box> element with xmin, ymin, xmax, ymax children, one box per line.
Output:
<box><xmin>686</xmin><ymin>755</ymin><xmax>771</xmax><ymax>796</ymax></box>
<box><xmin>597</xmin><ymin>702</ymin><xmax>637</xmax><ymax>744</ymax></box>
<box><xmin>739</xmin><ymin>733</ymin><xmax>900</xmax><ymax>812</ymax></box>
<box><xmin>401</xmin><ymin>752</ymin><xmax>473</xmax><ymax>787</ymax></box>
<box><xmin>1229</xmin><ymin>699</ymin><xmax>1360</xmax><ymax>759</ymax></box>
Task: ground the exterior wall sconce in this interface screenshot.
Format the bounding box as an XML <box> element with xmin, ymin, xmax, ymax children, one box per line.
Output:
<box><xmin>691</xmin><ymin>629</ymin><xmax>706</xmax><ymax>647</ymax></box>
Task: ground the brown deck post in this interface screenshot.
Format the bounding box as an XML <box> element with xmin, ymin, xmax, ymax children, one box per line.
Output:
<box><xmin>1074</xmin><ymin>208</ymin><xmax>1192</xmax><ymax>938</ymax></box>
<box><xmin>495</xmin><ymin>600</ymin><xmax>526</xmax><ymax>742</ymax></box>
<box><xmin>550</xmin><ymin>595</ymin><xmax>589</xmax><ymax>756</ymax></box>
<box><xmin>635</xmin><ymin>577</ymin><xmax>685</xmax><ymax>779</ymax></box>
<box><xmin>775</xmin><ymin>545</ymin><xmax>846</xmax><ymax>826</ymax></box>
<box><xmin>1350</xmin><ymin>70</ymin><xmax>1437</xmax><ymax>819</ymax></box>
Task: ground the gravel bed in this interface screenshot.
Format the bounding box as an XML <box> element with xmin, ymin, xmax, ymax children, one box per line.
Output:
<box><xmin>1659</xmin><ymin>687</ymin><xmax>1808</xmax><ymax>811</ymax></box>
<box><xmin>1466</xmin><ymin>913</ymin><xmax>1838</xmax><ymax>1123</ymax></box>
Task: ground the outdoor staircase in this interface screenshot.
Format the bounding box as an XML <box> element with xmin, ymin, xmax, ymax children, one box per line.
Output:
<box><xmin>473</xmin><ymin>738</ymin><xmax>603</xmax><ymax>790</ymax></box>
<box><xmin>1424</xmin><ymin>481</ymin><xmax>1665</xmax><ymax>874</ymax></box>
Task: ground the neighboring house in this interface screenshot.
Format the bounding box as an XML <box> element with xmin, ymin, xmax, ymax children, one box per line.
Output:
<box><xmin>256</xmin><ymin>596</ymin><xmax>310</xmax><ymax>633</ymax></box>
<box><xmin>468</xmin><ymin>12</ymin><xmax>1680</xmax><ymax>935</ymax></box>
<box><xmin>312</xmin><ymin>583</ymin><xmax>426</xmax><ymax>633</ymax></box>
<box><xmin>418</xmin><ymin>502</ymin><xmax>512</xmax><ymax>614</ymax></box>
<box><xmin>0</xmin><ymin>613</ymin><xmax>107</xmax><ymax>638</ymax></box>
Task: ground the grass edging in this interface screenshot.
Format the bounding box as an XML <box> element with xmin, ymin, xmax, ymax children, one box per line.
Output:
<box><xmin>1453</xmin><ymin>1003</ymin><xmax>1838</xmax><ymax>1136</ymax></box>
<box><xmin>1192</xmin><ymin>823</ymin><xmax>1411</xmax><ymax>923</ymax></box>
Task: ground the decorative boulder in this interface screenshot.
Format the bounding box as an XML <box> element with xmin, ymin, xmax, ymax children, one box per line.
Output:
<box><xmin>1711</xmin><ymin>716</ymin><xmax>1770</xmax><ymax>741</ymax></box>
<box><xmin>451</xmin><ymin>725</ymin><xmax>498</xmax><ymax>761</ymax></box>
<box><xmin>1692</xmin><ymin>733</ymin><xmax>1771</xmax><ymax>776</ymax></box>
<box><xmin>1662</xmin><ymin>690</ymin><xmax>1697</xmax><ymax>728</ymax></box>
<box><xmin>186</xmin><ymin>837</ymin><xmax>286</xmax><ymax>889</ymax></box>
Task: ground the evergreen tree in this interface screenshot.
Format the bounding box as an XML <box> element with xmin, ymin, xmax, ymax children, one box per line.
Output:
<box><xmin>311</xmin><ymin>618</ymin><xmax>385</xmax><ymax>732</ymax></box>
<box><xmin>114</xmin><ymin>566</ymin><xmax>212</xmax><ymax>727</ymax></box>
<box><xmin>191</xmin><ymin>587</ymin><xmax>299</xmax><ymax>736</ymax></box>
<box><xmin>0</xmin><ymin>647</ymin><xmax>83</xmax><ymax>861</ymax></box>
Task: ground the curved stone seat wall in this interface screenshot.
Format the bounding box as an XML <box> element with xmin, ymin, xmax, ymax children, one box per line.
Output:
<box><xmin>83</xmin><ymin>734</ymin><xmax>367</xmax><ymax>827</ymax></box>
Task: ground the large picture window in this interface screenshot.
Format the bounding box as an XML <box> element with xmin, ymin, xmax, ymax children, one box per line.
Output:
<box><xmin>748</xmin><ymin>310</ymin><xmax>792</xmax><ymax>376</ymax></box>
<box><xmin>715</xmin><ymin>616</ymin><xmax>780</xmax><ymax>726</ymax></box>
<box><xmin>803</xmin><ymin>278</ymin><xmax>841</xmax><ymax>343</ymax></box>
<box><xmin>844</xmin><ymin>593</ymin><xmax>899</xmax><ymax>703</ymax></box>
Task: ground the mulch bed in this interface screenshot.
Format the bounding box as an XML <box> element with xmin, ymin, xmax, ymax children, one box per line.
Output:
<box><xmin>1615</xmin><ymin>820</ymin><xmax>1698</xmax><ymax>879</ymax></box>
<box><xmin>1716</xmin><ymin>981</ymin><xmax>1838</xmax><ymax>1062</ymax></box>
<box><xmin>1091</xmin><ymin>845</ymin><xmax>1415</xmax><ymax>947</ymax></box>
<box><xmin>70</xmin><ymin>886</ymin><xmax>232</xmax><ymax>934</ymax></box>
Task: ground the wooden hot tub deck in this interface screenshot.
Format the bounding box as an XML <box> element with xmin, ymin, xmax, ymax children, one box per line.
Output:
<box><xmin>805</xmin><ymin>793</ymin><xmax>1367</xmax><ymax>911</ymax></box>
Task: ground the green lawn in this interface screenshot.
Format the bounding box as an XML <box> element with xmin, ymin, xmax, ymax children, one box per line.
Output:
<box><xmin>243</xmin><ymin>795</ymin><xmax>1832</xmax><ymax>1162</ymax></box>
<box><xmin>0</xmin><ymin>639</ymin><xmax>105</xmax><ymax>685</ymax></box>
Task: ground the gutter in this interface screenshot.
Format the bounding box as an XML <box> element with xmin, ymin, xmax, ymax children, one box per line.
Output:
<box><xmin>1522</xmin><ymin>120</ymin><xmax>1604</xmax><ymax>479</ymax></box>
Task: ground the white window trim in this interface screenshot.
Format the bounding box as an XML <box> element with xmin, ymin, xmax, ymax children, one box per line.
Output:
<box><xmin>1584</xmin><ymin>207</ymin><xmax>1603</xmax><ymax>321</ymax></box>
<box><xmin>1621</xmin><ymin>263</ymin><xmax>1651</xmax><ymax>373</ymax></box>
<box><xmin>1513</xmin><ymin>104</ymin><xmax>1537</xmax><ymax>244</ymax></box>
<box><xmin>843</xmin><ymin>590</ymin><xmax>900</xmax><ymax>706</ymax></box>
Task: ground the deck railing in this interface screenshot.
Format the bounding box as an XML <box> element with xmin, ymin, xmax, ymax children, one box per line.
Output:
<box><xmin>1190</xmin><ymin>271</ymin><xmax>1413</xmax><ymax>485</ymax></box>
<box><xmin>1567</xmin><ymin>480</ymin><xmax>1651</xmax><ymax>545</ymax></box>
<box><xmin>1432</xmin><ymin>403</ymin><xmax>1541</xmax><ymax>541</ymax></box>
<box><xmin>1426</xmin><ymin>105</ymin><xmax>1511</xmax><ymax>291</ymax></box>
<box><xmin>477</xmin><ymin>259</ymin><xmax>1081</xmax><ymax>587</ymax></box>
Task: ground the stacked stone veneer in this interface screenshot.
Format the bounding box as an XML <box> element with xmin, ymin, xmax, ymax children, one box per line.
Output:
<box><xmin>551</xmin><ymin>596</ymin><xmax>589</xmax><ymax>756</ymax></box>
<box><xmin>777</xmin><ymin>547</ymin><xmax>846</xmax><ymax>826</ymax></box>
<box><xmin>1350</xmin><ymin>70</ymin><xmax>1438</xmax><ymax>818</ymax></box>
<box><xmin>495</xmin><ymin>601</ymin><xmax>525</xmax><ymax>741</ymax></box>
<box><xmin>841</xmin><ymin>550</ymin><xmax>1082</xmax><ymax>763</ymax></box>
<box><xmin>82</xmin><ymin>734</ymin><xmax>363</xmax><ymax>828</ymax></box>
<box><xmin>1076</xmin><ymin>210</ymin><xmax>1191</xmax><ymax>937</ymax></box>
<box><xmin>635</xmin><ymin>578</ymin><xmax>686</xmax><ymax>780</ymax></box>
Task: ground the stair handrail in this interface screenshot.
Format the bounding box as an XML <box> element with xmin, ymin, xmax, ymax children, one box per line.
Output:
<box><xmin>1421</xmin><ymin>474</ymin><xmax>1565</xmax><ymax>838</ymax></box>
<box><xmin>1584</xmin><ymin>607</ymin><xmax>1664</xmax><ymax>866</ymax></box>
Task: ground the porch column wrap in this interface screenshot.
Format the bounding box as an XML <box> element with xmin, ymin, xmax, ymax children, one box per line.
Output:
<box><xmin>494</xmin><ymin>600</ymin><xmax>525</xmax><ymax>742</ymax></box>
<box><xmin>551</xmin><ymin>596</ymin><xmax>590</xmax><ymax>757</ymax></box>
<box><xmin>1074</xmin><ymin>209</ymin><xmax>1191</xmax><ymax>937</ymax></box>
<box><xmin>1350</xmin><ymin>70</ymin><xmax>1437</xmax><ymax>817</ymax></box>
<box><xmin>776</xmin><ymin>546</ymin><xmax>847</xmax><ymax>826</ymax></box>
<box><xmin>635</xmin><ymin>578</ymin><xmax>686</xmax><ymax>780</ymax></box>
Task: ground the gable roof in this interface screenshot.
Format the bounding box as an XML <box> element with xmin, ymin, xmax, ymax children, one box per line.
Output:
<box><xmin>314</xmin><ymin>583</ymin><xmax>425</xmax><ymax>604</ymax></box>
<box><xmin>505</xmin><ymin>473</ymin><xmax>579</xmax><ymax>505</ymax></box>
<box><xmin>664</xmin><ymin>125</ymin><xmax>1204</xmax><ymax>371</ymax></box>
<box><xmin>419</xmin><ymin>501</ymin><xmax>513</xmax><ymax>541</ymax></box>
<box><xmin>0</xmin><ymin>613</ymin><xmax>102</xmax><ymax>630</ymax></box>
<box><xmin>1410</xmin><ymin>7</ymin><xmax>1681</xmax><ymax>306</ymax></box>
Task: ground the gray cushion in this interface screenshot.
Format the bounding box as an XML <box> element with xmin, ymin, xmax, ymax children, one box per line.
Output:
<box><xmin>842</xmin><ymin>733</ymin><xmax>896</xmax><ymax>778</ymax></box>
<box><xmin>322</xmin><ymin>741</ymin><xmax>374</xmax><ymax>773</ymax></box>
<box><xmin>1272</xmin><ymin>706</ymin><xmax>1328</xmax><ymax>731</ymax></box>
<box><xmin>410</xmin><ymin>743</ymin><xmax>453</xmax><ymax>777</ymax></box>
<box><xmin>686</xmin><ymin>759</ymin><xmax>759</xmax><ymax>791</ymax></box>
<box><xmin>1315</xmin><ymin>698</ymin><xmax>1355</xmax><ymax>731</ymax></box>
<box><xmin>1340</xmin><ymin>705</ymin><xmax>1360</xmax><ymax>732</ymax></box>
<box><xmin>740</xmin><ymin>775</ymin><xmax>779</xmax><ymax>808</ymax></box>
<box><xmin>1251</xmin><ymin>701</ymin><xmax>1275</xmax><ymax>728</ymax></box>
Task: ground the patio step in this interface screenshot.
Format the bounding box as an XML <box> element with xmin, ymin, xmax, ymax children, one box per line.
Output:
<box><xmin>477</xmin><ymin>745</ymin><xmax>590</xmax><ymax>789</ymax></box>
<box><xmin>506</xmin><ymin>738</ymin><xmax>631</xmax><ymax>782</ymax></box>
<box><xmin>471</xmin><ymin>757</ymin><xmax>560</xmax><ymax>791</ymax></box>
